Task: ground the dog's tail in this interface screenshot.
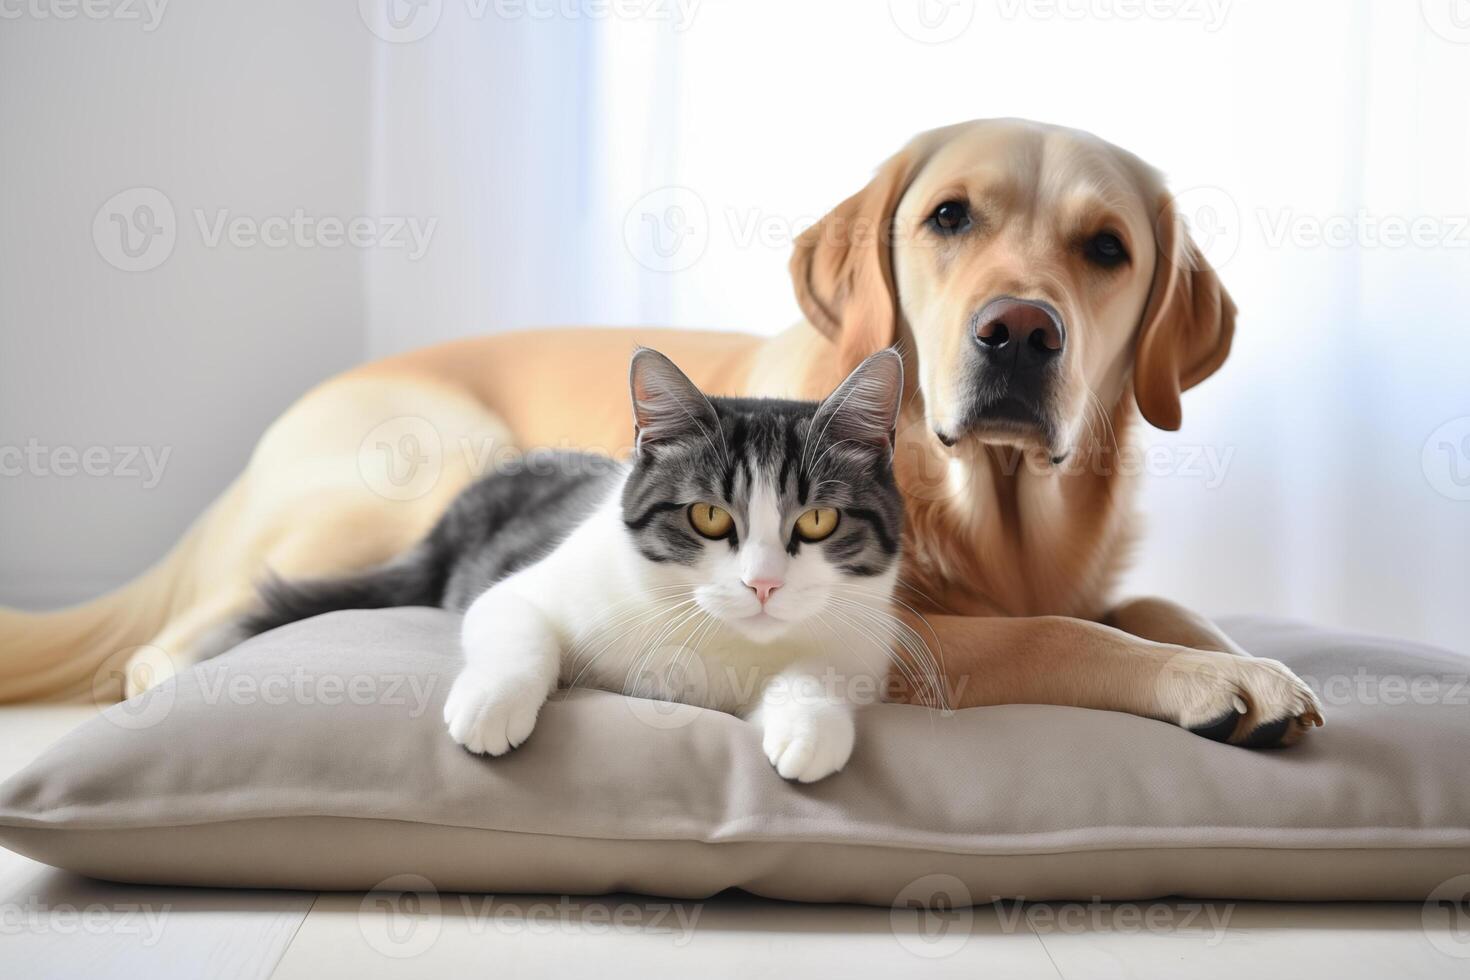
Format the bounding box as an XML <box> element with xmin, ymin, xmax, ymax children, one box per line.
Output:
<box><xmin>233</xmin><ymin>542</ymin><xmax>447</xmax><ymax>646</ymax></box>
<box><xmin>0</xmin><ymin>491</ymin><xmax>218</xmax><ymax>703</ymax></box>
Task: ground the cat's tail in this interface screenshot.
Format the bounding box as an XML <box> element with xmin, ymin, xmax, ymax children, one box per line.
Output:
<box><xmin>229</xmin><ymin>543</ymin><xmax>448</xmax><ymax>651</ymax></box>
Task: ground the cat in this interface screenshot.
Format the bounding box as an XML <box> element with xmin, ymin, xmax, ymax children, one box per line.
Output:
<box><xmin>233</xmin><ymin>347</ymin><xmax>913</xmax><ymax>783</ymax></box>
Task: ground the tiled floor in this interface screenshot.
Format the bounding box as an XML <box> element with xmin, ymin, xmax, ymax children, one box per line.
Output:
<box><xmin>2</xmin><ymin>706</ymin><xmax>1467</xmax><ymax>979</ymax></box>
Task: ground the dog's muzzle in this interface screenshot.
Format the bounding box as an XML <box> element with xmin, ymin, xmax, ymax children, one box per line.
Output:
<box><xmin>950</xmin><ymin>296</ymin><xmax>1067</xmax><ymax>447</ymax></box>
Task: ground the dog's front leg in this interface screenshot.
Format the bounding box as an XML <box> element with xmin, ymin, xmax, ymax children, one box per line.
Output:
<box><xmin>1102</xmin><ymin>595</ymin><xmax>1250</xmax><ymax>657</ymax></box>
<box><xmin>893</xmin><ymin>613</ymin><xmax>1323</xmax><ymax>748</ymax></box>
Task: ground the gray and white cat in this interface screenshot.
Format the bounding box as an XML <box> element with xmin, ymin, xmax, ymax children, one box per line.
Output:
<box><xmin>237</xmin><ymin>347</ymin><xmax>908</xmax><ymax>782</ymax></box>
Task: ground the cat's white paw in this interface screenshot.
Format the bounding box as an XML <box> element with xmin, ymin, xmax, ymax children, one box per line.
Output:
<box><xmin>443</xmin><ymin>669</ymin><xmax>548</xmax><ymax>756</ymax></box>
<box><xmin>761</xmin><ymin>705</ymin><xmax>856</xmax><ymax>783</ymax></box>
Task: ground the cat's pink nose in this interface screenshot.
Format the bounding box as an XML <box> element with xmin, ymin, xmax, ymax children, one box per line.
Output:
<box><xmin>745</xmin><ymin>579</ymin><xmax>782</xmax><ymax>606</ymax></box>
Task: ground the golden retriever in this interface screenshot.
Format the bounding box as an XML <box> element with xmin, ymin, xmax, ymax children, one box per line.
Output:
<box><xmin>0</xmin><ymin>118</ymin><xmax>1323</xmax><ymax>746</ymax></box>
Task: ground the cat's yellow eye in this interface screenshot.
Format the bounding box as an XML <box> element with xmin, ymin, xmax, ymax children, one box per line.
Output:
<box><xmin>795</xmin><ymin>507</ymin><xmax>839</xmax><ymax>542</ymax></box>
<box><xmin>688</xmin><ymin>503</ymin><xmax>734</xmax><ymax>539</ymax></box>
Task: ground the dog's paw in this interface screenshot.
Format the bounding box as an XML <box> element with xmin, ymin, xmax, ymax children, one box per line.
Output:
<box><xmin>761</xmin><ymin>705</ymin><xmax>855</xmax><ymax>783</ymax></box>
<box><xmin>1156</xmin><ymin>650</ymin><xmax>1325</xmax><ymax>748</ymax></box>
<box><xmin>443</xmin><ymin>668</ymin><xmax>547</xmax><ymax>756</ymax></box>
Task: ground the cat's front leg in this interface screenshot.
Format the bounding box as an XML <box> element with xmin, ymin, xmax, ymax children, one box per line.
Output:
<box><xmin>749</xmin><ymin>669</ymin><xmax>857</xmax><ymax>784</ymax></box>
<box><xmin>444</xmin><ymin>585</ymin><xmax>560</xmax><ymax>756</ymax></box>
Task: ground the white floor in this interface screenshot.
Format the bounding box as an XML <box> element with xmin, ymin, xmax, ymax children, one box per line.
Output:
<box><xmin>2</xmin><ymin>706</ymin><xmax>1467</xmax><ymax>979</ymax></box>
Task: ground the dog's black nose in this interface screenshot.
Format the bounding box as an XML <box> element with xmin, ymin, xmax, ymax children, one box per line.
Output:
<box><xmin>973</xmin><ymin>298</ymin><xmax>1065</xmax><ymax>364</ymax></box>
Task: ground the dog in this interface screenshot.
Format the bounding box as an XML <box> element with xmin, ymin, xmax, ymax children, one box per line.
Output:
<box><xmin>0</xmin><ymin>118</ymin><xmax>1323</xmax><ymax>746</ymax></box>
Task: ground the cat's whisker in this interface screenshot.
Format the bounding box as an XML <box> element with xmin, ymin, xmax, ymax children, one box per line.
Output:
<box><xmin>620</xmin><ymin>599</ymin><xmax>708</xmax><ymax>693</ymax></box>
<box><xmin>818</xmin><ymin>604</ymin><xmax>921</xmax><ymax>702</ymax></box>
<box><xmin>817</xmin><ymin>607</ymin><xmax>934</xmax><ymax>710</ymax></box>
<box><xmin>829</xmin><ymin>584</ymin><xmax>948</xmax><ymax>688</ymax></box>
<box><xmin>564</xmin><ymin>596</ymin><xmax>699</xmax><ymax>695</ymax></box>
<box><xmin>622</xmin><ymin>602</ymin><xmax>708</xmax><ymax>698</ymax></box>
<box><xmin>825</xmin><ymin>595</ymin><xmax>947</xmax><ymax>710</ymax></box>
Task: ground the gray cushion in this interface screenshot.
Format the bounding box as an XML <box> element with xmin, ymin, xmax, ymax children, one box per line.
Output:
<box><xmin>1</xmin><ymin>608</ymin><xmax>1467</xmax><ymax>904</ymax></box>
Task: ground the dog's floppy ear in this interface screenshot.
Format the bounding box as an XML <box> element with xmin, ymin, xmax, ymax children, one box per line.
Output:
<box><xmin>789</xmin><ymin>146</ymin><xmax>924</xmax><ymax>374</ymax></box>
<box><xmin>1132</xmin><ymin>193</ymin><xmax>1237</xmax><ymax>431</ymax></box>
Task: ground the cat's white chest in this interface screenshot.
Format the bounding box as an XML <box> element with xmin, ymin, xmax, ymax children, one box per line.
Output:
<box><xmin>559</xmin><ymin>616</ymin><xmax>827</xmax><ymax>715</ymax></box>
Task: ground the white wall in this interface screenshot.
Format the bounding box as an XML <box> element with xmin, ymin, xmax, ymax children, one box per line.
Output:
<box><xmin>0</xmin><ymin>3</ymin><xmax>372</xmax><ymax>606</ymax></box>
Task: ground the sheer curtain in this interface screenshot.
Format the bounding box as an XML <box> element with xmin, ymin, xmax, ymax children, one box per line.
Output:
<box><xmin>365</xmin><ymin>0</ymin><xmax>1470</xmax><ymax>648</ymax></box>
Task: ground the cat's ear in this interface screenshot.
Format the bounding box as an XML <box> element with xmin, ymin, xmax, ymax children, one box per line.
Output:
<box><xmin>811</xmin><ymin>348</ymin><xmax>904</xmax><ymax>454</ymax></box>
<box><xmin>628</xmin><ymin>347</ymin><xmax>722</xmax><ymax>456</ymax></box>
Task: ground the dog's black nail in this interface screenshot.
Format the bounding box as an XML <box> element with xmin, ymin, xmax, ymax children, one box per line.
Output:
<box><xmin>1187</xmin><ymin>710</ymin><xmax>1240</xmax><ymax>744</ymax></box>
<box><xmin>1240</xmin><ymin>716</ymin><xmax>1293</xmax><ymax>749</ymax></box>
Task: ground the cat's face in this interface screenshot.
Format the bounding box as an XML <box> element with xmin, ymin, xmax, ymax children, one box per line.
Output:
<box><xmin>622</xmin><ymin>349</ymin><xmax>905</xmax><ymax>644</ymax></box>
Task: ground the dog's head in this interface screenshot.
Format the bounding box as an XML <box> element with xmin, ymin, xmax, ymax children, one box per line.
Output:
<box><xmin>791</xmin><ymin>118</ymin><xmax>1234</xmax><ymax>460</ymax></box>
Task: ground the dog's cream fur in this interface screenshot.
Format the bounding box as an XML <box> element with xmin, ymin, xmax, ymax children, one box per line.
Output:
<box><xmin>0</xmin><ymin>119</ymin><xmax>1323</xmax><ymax>745</ymax></box>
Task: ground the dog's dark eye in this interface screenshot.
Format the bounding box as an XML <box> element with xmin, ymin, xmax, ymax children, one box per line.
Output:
<box><xmin>1084</xmin><ymin>232</ymin><xmax>1129</xmax><ymax>268</ymax></box>
<box><xmin>929</xmin><ymin>200</ymin><xmax>971</xmax><ymax>234</ymax></box>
